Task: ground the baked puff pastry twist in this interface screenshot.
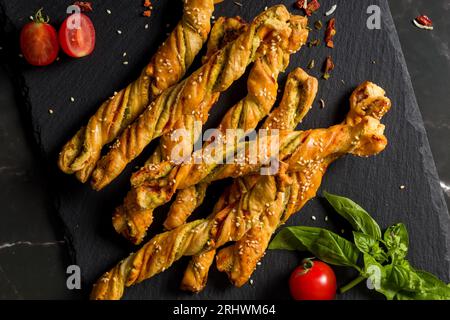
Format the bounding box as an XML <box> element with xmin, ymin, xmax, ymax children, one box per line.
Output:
<box><xmin>113</xmin><ymin>13</ymin><xmax>309</xmax><ymax>245</ymax></box>
<box><xmin>90</xmin><ymin>81</ymin><xmax>391</xmax><ymax>300</ymax></box>
<box><xmin>90</xmin><ymin>5</ymin><xmax>296</xmax><ymax>191</ymax></box>
<box><xmin>58</xmin><ymin>0</ymin><xmax>215</xmax><ymax>182</ymax></box>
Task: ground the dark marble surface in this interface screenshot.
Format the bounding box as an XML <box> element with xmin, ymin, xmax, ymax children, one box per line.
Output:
<box><xmin>0</xmin><ymin>0</ymin><xmax>448</xmax><ymax>299</ymax></box>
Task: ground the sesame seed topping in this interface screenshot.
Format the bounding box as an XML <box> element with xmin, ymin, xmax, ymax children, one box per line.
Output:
<box><xmin>400</xmin><ymin>185</ymin><xmax>406</xmax><ymax>190</ymax></box>
<box><xmin>48</xmin><ymin>109</ymin><xmax>54</xmax><ymax>114</ymax></box>
<box><xmin>70</xmin><ymin>97</ymin><xmax>75</xmax><ymax>102</ymax></box>
<box><xmin>117</xmin><ymin>30</ymin><xmax>122</xmax><ymax>35</ymax></box>
<box><xmin>106</xmin><ymin>9</ymin><xmax>112</xmax><ymax>14</ymax></box>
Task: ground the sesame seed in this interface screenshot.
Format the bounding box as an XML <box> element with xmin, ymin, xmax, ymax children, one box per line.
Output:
<box><xmin>324</xmin><ymin>216</ymin><xmax>328</xmax><ymax>221</ymax></box>
<box><xmin>341</xmin><ymin>229</ymin><xmax>345</xmax><ymax>234</ymax></box>
<box><xmin>249</xmin><ymin>279</ymin><xmax>254</xmax><ymax>285</ymax></box>
<box><xmin>123</xmin><ymin>52</ymin><xmax>127</xmax><ymax>57</ymax></box>
<box><xmin>18</xmin><ymin>54</ymin><xmax>23</xmax><ymax>58</ymax></box>
<box><xmin>400</xmin><ymin>185</ymin><xmax>406</xmax><ymax>190</ymax></box>
<box><xmin>145</xmin><ymin>24</ymin><xmax>149</xmax><ymax>29</ymax></box>
<box><xmin>106</xmin><ymin>9</ymin><xmax>112</xmax><ymax>14</ymax></box>
<box><xmin>117</xmin><ymin>30</ymin><xmax>122</xmax><ymax>35</ymax></box>
<box><xmin>70</xmin><ymin>97</ymin><xmax>75</xmax><ymax>102</ymax></box>
<box><xmin>48</xmin><ymin>109</ymin><xmax>54</xmax><ymax>114</ymax></box>
<box><xmin>234</xmin><ymin>1</ymin><xmax>243</xmax><ymax>7</ymax></box>
<box><xmin>123</xmin><ymin>61</ymin><xmax>129</xmax><ymax>65</ymax></box>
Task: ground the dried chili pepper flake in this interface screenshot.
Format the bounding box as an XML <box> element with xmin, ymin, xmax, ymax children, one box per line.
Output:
<box><xmin>323</xmin><ymin>56</ymin><xmax>334</xmax><ymax>80</ymax></box>
<box><xmin>73</xmin><ymin>1</ymin><xmax>93</xmax><ymax>12</ymax></box>
<box><xmin>416</xmin><ymin>15</ymin><xmax>433</xmax><ymax>27</ymax></box>
<box><xmin>413</xmin><ymin>15</ymin><xmax>433</xmax><ymax>30</ymax></box>
<box><xmin>305</xmin><ymin>0</ymin><xmax>320</xmax><ymax>16</ymax></box>
<box><xmin>144</xmin><ymin>0</ymin><xmax>152</xmax><ymax>8</ymax></box>
<box><xmin>325</xmin><ymin>18</ymin><xmax>336</xmax><ymax>48</ymax></box>
<box><xmin>143</xmin><ymin>10</ymin><xmax>152</xmax><ymax>17</ymax></box>
<box><xmin>295</xmin><ymin>0</ymin><xmax>308</xmax><ymax>10</ymax></box>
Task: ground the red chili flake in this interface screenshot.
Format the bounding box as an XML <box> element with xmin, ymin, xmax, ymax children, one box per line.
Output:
<box><xmin>416</xmin><ymin>15</ymin><xmax>433</xmax><ymax>27</ymax></box>
<box><xmin>323</xmin><ymin>56</ymin><xmax>334</xmax><ymax>80</ymax></box>
<box><xmin>143</xmin><ymin>10</ymin><xmax>152</xmax><ymax>17</ymax></box>
<box><xmin>144</xmin><ymin>0</ymin><xmax>152</xmax><ymax>8</ymax></box>
<box><xmin>305</xmin><ymin>0</ymin><xmax>321</xmax><ymax>16</ymax></box>
<box><xmin>325</xmin><ymin>18</ymin><xmax>336</xmax><ymax>48</ymax></box>
<box><xmin>295</xmin><ymin>0</ymin><xmax>307</xmax><ymax>10</ymax></box>
<box><xmin>73</xmin><ymin>1</ymin><xmax>93</xmax><ymax>12</ymax></box>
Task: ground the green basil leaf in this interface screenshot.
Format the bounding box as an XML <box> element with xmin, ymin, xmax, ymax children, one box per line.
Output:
<box><xmin>353</xmin><ymin>232</ymin><xmax>387</xmax><ymax>263</ymax></box>
<box><xmin>310</xmin><ymin>229</ymin><xmax>360</xmax><ymax>268</ymax></box>
<box><xmin>270</xmin><ymin>226</ymin><xmax>360</xmax><ymax>268</ymax></box>
<box><xmin>388</xmin><ymin>260</ymin><xmax>423</xmax><ymax>292</ymax></box>
<box><xmin>354</xmin><ymin>232</ymin><xmax>378</xmax><ymax>253</ymax></box>
<box><xmin>384</xmin><ymin>223</ymin><xmax>409</xmax><ymax>261</ymax></box>
<box><xmin>323</xmin><ymin>191</ymin><xmax>381</xmax><ymax>238</ymax></box>
<box><xmin>269</xmin><ymin>226</ymin><xmax>321</xmax><ymax>251</ymax></box>
<box><xmin>394</xmin><ymin>269</ymin><xmax>450</xmax><ymax>300</ymax></box>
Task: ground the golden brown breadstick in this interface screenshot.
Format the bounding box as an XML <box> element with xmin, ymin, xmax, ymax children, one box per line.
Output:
<box><xmin>90</xmin><ymin>5</ymin><xmax>295</xmax><ymax>191</ymax></box>
<box><xmin>112</xmin><ymin>13</ymin><xmax>309</xmax><ymax>244</ymax></box>
<box><xmin>58</xmin><ymin>0</ymin><xmax>215</xmax><ymax>182</ymax></box>
<box><xmin>90</xmin><ymin>82</ymin><xmax>391</xmax><ymax>300</ymax></box>
<box><xmin>217</xmin><ymin>82</ymin><xmax>392</xmax><ymax>286</ymax></box>
<box><xmin>180</xmin><ymin>68</ymin><xmax>318</xmax><ymax>292</ymax></box>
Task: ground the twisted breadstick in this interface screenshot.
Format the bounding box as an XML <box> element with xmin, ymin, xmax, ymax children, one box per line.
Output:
<box><xmin>58</xmin><ymin>0</ymin><xmax>215</xmax><ymax>182</ymax></box>
<box><xmin>90</xmin><ymin>82</ymin><xmax>391</xmax><ymax>300</ymax></box>
<box><xmin>216</xmin><ymin>82</ymin><xmax>392</xmax><ymax>286</ymax></box>
<box><xmin>90</xmin><ymin>5</ymin><xmax>294</xmax><ymax>191</ymax></box>
<box><xmin>180</xmin><ymin>68</ymin><xmax>318</xmax><ymax>292</ymax></box>
<box><xmin>113</xmin><ymin>15</ymin><xmax>309</xmax><ymax>245</ymax></box>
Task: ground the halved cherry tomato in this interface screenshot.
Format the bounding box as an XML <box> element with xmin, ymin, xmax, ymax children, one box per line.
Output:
<box><xmin>20</xmin><ymin>9</ymin><xmax>59</xmax><ymax>66</ymax></box>
<box><xmin>59</xmin><ymin>13</ymin><xmax>95</xmax><ymax>58</ymax></box>
<box><xmin>289</xmin><ymin>258</ymin><xmax>337</xmax><ymax>300</ymax></box>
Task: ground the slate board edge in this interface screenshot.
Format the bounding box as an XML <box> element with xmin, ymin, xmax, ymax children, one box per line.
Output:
<box><xmin>383</xmin><ymin>3</ymin><xmax>450</xmax><ymax>277</ymax></box>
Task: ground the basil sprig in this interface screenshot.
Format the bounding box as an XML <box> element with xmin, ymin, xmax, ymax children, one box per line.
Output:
<box><xmin>269</xmin><ymin>191</ymin><xmax>450</xmax><ymax>300</ymax></box>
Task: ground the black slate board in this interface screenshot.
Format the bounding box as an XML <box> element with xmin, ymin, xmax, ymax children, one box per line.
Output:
<box><xmin>1</xmin><ymin>0</ymin><xmax>449</xmax><ymax>299</ymax></box>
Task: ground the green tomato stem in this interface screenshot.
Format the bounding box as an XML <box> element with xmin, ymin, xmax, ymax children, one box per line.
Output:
<box><xmin>339</xmin><ymin>275</ymin><xmax>366</xmax><ymax>294</ymax></box>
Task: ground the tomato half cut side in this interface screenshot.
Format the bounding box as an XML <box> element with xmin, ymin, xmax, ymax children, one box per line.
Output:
<box><xmin>59</xmin><ymin>13</ymin><xmax>96</xmax><ymax>58</ymax></box>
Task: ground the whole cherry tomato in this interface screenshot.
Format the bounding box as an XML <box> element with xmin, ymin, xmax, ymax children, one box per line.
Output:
<box><xmin>289</xmin><ymin>258</ymin><xmax>337</xmax><ymax>300</ymax></box>
<box><xmin>20</xmin><ymin>8</ymin><xmax>59</xmax><ymax>66</ymax></box>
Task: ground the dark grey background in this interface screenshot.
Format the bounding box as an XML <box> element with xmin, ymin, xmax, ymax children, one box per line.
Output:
<box><xmin>0</xmin><ymin>0</ymin><xmax>449</xmax><ymax>299</ymax></box>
